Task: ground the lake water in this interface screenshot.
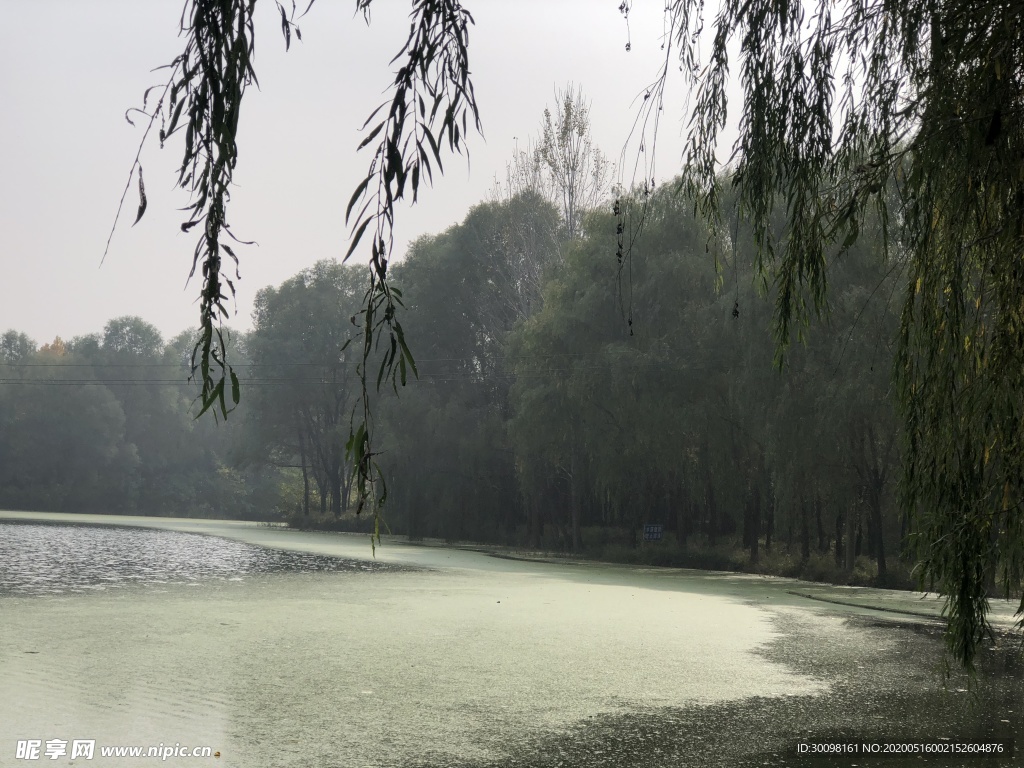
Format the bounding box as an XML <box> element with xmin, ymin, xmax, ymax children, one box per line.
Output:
<box><xmin>0</xmin><ymin>521</ymin><xmax>404</xmax><ymax>596</ymax></box>
<box><xmin>1</xmin><ymin>512</ymin><xmax>1021</xmax><ymax>767</ymax></box>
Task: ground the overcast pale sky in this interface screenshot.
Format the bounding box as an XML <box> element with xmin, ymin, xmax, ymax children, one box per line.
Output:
<box><xmin>1</xmin><ymin>1</ymin><xmax>712</xmax><ymax>345</ymax></box>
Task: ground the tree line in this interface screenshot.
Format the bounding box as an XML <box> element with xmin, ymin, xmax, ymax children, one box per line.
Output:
<box><xmin>0</xmin><ymin>322</ymin><xmax>275</xmax><ymax>518</ymax></box>
<box><xmin>375</xmin><ymin>181</ymin><xmax>904</xmax><ymax>584</ymax></box>
<box><xmin>1</xmin><ymin>173</ymin><xmax>906</xmax><ymax>587</ymax></box>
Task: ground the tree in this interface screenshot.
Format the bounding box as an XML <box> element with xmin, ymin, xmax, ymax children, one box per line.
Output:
<box><xmin>0</xmin><ymin>330</ymin><xmax>36</xmax><ymax>364</ymax></box>
<box><xmin>495</xmin><ymin>85</ymin><xmax>612</xmax><ymax>240</ymax></box>
<box><xmin>244</xmin><ymin>261</ymin><xmax>366</xmax><ymax>518</ymax></box>
<box><xmin>126</xmin><ymin>0</ymin><xmax>1021</xmax><ymax>666</ymax></box>
<box><xmin>377</xmin><ymin>194</ymin><xmax>560</xmax><ymax>542</ymax></box>
<box><xmin>510</xmin><ymin>188</ymin><xmax>734</xmax><ymax>553</ymax></box>
<box><xmin>103</xmin><ymin>317</ymin><xmax>164</xmax><ymax>358</ymax></box>
<box><xmin>0</xmin><ymin>339</ymin><xmax>138</xmax><ymax>513</ymax></box>
<box><xmin>0</xmin><ymin>320</ymin><xmax>277</xmax><ymax>519</ymax></box>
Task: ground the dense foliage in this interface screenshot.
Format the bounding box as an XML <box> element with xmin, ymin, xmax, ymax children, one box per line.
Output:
<box><xmin>0</xmin><ymin>323</ymin><xmax>280</xmax><ymax>518</ymax></box>
<box><xmin>371</xmin><ymin>185</ymin><xmax>904</xmax><ymax>583</ymax></box>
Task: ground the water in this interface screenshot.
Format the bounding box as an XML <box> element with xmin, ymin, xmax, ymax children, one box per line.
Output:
<box><xmin>2</xmin><ymin>513</ymin><xmax>1021</xmax><ymax>767</ymax></box>
<box><xmin>0</xmin><ymin>521</ymin><xmax>404</xmax><ymax>596</ymax></box>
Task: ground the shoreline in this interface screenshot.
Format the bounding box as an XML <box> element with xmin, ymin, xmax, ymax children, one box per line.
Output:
<box><xmin>3</xmin><ymin>509</ymin><xmax>1021</xmax><ymax>629</ymax></box>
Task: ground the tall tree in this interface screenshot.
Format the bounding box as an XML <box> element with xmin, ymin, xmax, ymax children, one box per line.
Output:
<box><xmin>245</xmin><ymin>261</ymin><xmax>365</xmax><ymax>518</ymax></box>
<box><xmin>377</xmin><ymin>194</ymin><xmax>560</xmax><ymax>542</ymax></box>
<box><xmin>496</xmin><ymin>85</ymin><xmax>611</xmax><ymax>241</ymax></box>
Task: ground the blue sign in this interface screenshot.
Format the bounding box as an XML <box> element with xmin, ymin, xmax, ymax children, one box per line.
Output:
<box><xmin>643</xmin><ymin>524</ymin><xmax>664</xmax><ymax>541</ymax></box>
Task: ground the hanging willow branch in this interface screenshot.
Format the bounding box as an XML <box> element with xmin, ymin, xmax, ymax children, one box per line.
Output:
<box><xmin>621</xmin><ymin>0</ymin><xmax>1024</xmax><ymax>668</ymax></box>
<box><xmin>344</xmin><ymin>0</ymin><xmax>481</xmax><ymax>536</ymax></box>
<box><xmin>110</xmin><ymin>0</ymin><xmax>480</xmax><ymax>537</ymax></box>
<box><xmin>107</xmin><ymin>0</ymin><xmax>261</xmax><ymax>419</ymax></box>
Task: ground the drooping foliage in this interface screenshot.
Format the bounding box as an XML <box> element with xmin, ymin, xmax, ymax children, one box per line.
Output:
<box><xmin>615</xmin><ymin>0</ymin><xmax>1024</xmax><ymax>668</ymax></box>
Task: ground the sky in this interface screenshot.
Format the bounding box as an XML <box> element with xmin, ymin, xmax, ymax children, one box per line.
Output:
<box><xmin>0</xmin><ymin>1</ymin><xmax>719</xmax><ymax>346</ymax></box>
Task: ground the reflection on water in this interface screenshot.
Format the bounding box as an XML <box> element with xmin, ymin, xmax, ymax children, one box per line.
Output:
<box><xmin>0</xmin><ymin>521</ymin><xmax>404</xmax><ymax>596</ymax></box>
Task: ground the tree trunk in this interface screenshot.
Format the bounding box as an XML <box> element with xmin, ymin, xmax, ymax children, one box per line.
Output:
<box><xmin>815</xmin><ymin>493</ymin><xmax>826</xmax><ymax>553</ymax></box>
<box><xmin>749</xmin><ymin>485</ymin><xmax>760</xmax><ymax>565</ymax></box>
<box><xmin>845</xmin><ymin>505</ymin><xmax>857</xmax><ymax>572</ymax></box>
<box><xmin>868</xmin><ymin>483</ymin><xmax>887</xmax><ymax>582</ymax></box>
<box><xmin>569</xmin><ymin>452</ymin><xmax>582</xmax><ymax>553</ymax></box>
<box><xmin>677</xmin><ymin>479</ymin><xmax>689</xmax><ymax>548</ymax></box>
<box><xmin>706</xmin><ymin>482</ymin><xmax>718</xmax><ymax>546</ymax></box>
<box><xmin>800</xmin><ymin>497</ymin><xmax>810</xmax><ymax>563</ymax></box>
<box><xmin>834</xmin><ymin>510</ymin><xmax>844</xmax><ymax>565</ymax></box>
<box><xmin>297</xmin><ymin>426</ymin><xmax>310</xmax><ymax>516</ymax></box>
<box><xmin>529</xmin><ymin>495</ymin><xmax>541</xmax><ymax>549</ymax></box>
<box><xmin>330</xmin><ymin>466</ymin><xmax>342</xmax><ymax>518</ymax></box>
<box><xmin>317</xmin><ymin>470</ymin><xmax>328</xmax><ymax>516</ymax></box>
<box><xmin>340</xmin><ymin>467</ymin><xmax>350</xmax><ymax>515</ymax></box>
<box><xmin>407</xmin><ymin>471</ymin><xmax>420</xmax><ymax>540</ymax></box>
<box><xmin>742</xmin><ymin>488</ymin><xmax>753</xmax><ymax>550</ymax></box>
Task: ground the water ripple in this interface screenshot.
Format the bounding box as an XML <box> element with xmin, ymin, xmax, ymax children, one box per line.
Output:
<box><xmin>0</xmin><ymin>521</ymin><xmax>403</xmax><ymax>596</ymax></box>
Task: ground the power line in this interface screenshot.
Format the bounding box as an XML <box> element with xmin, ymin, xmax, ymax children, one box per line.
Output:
<box><xmin>0</xmin><ymin>349</ymin><xmax>621</xmax><ymax>369</ymax></box>
<box><xmin>0</xmin><ymin>360</ymin><xmax>711</xmax><ymax>388</ymax></box>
